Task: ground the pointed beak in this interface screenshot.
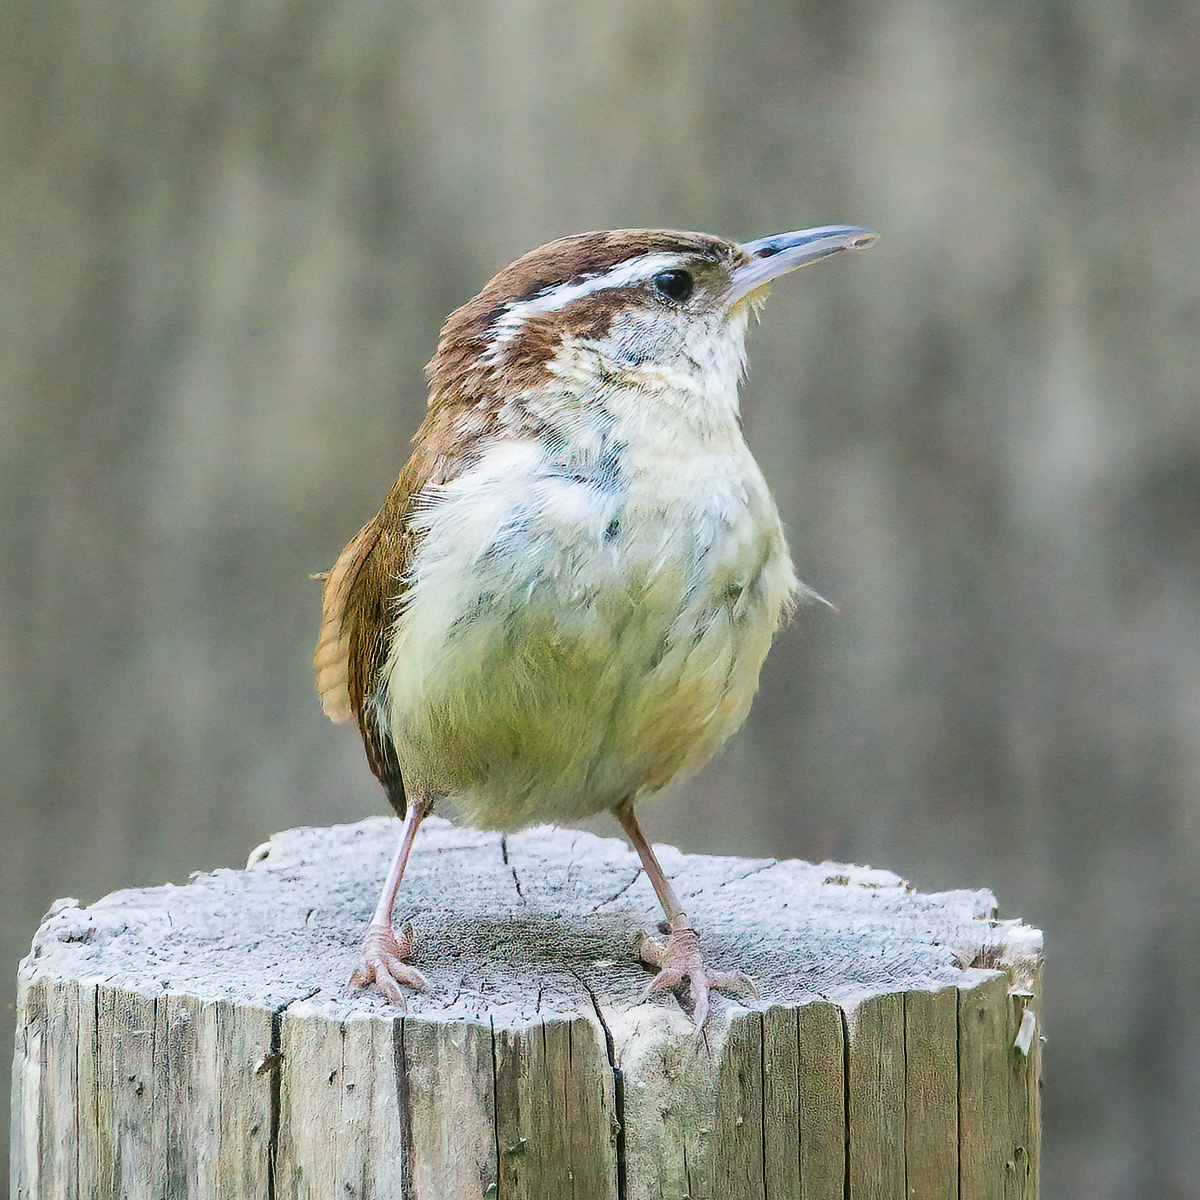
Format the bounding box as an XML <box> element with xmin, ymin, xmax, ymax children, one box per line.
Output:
<box><xmin>727</xmin><ymin>225</ymin><xmax>878</xmax><ymax>307</ymax></box>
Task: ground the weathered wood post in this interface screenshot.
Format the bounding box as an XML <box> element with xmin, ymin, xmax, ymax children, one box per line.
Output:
<box><xmin>12</xmin><ymin>816</ymin><xmax>1041</xmax><ymax>1199</ymax></box>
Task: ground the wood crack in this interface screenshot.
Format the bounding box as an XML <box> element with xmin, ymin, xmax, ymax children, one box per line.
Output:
<box><xmin>500</xmin><ymin>834</ymin><xmax>525</xmax><ymax>901</ymax></box>
<box><xmin>394</xmin><ymin>1016</ymin><xmax>415</xmax><ymax>1200</ymax></box>
<box><xmin>265</xmin><ymin>1001</ymin><xmax>286</xmax><ymax>1200</ymax></box>
<box><xmin>575</xmin><ymin>971</ymin><xmax>626</xmax><ymax>1200</ymax></box>
<box><xmin>758</xmin><ymin>1010</ymin><xmax>769</xmax><ymax>1198</ymax></box>
<box><xmin>714</xmin><ymin>859</ymin><xmax>779</xmax><ymax>888</ymax></box>
<box><xmin>488</xmin><ymin>1015</ymin><xmax>503</xmax><ymax>1197</ymax></box>
<box><xmin>903</xmin><ymin>992</ymin><xmax>910</xmax><ymax>1200</ymax></box>
<box><xmin>589</xmin><ymin>868</ymin><xmax>643</xmax><ymax>913</ymax></box>
<box><xmin>840</xmin><ymin>1005</ymin><xmax>851</xmax><ymax>1200</ymax></box>
<box><xmin>956</xmin><ymin>987</ymin><xmax>964</xmax><ymax>1200</ymax></box>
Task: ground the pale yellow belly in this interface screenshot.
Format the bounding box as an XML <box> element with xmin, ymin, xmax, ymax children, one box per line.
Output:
<box><xmin>379</xmin><ymin>434</ymin><xmax>797</xmax><ymax>829</ymax></box>
<box><xmin>388</xmin><ymin>575</ymin><xmax>779</xmax><ymax>830</ymax></box>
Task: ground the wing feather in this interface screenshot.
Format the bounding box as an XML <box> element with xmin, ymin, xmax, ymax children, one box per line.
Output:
<box><xmin>313</xmin><ymin>397</ymin><xmax>482</xmax><ymax>809</ymax></box>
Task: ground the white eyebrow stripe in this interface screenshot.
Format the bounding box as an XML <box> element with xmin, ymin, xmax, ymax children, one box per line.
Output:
<box><xmin>486</xmin><ymin>252</ymin><xmax>684</xmax><ymax>349</ymax></box>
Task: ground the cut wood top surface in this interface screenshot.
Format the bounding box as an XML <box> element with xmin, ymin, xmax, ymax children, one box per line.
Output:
<box><xmin>23</xmin><ymin>816</ymin><xmax>1040</xmax><ymax>1027</ymax></box>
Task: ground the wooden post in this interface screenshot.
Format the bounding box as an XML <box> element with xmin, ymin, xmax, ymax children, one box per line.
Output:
<box><xmin>12</xmin><ymin>816</ymin><xmax>1042</xmax><ymax>1199</ymax></box>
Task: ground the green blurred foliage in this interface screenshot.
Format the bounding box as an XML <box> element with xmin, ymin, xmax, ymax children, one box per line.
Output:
<box><xmin>4</xmin><ymin>2</ymin><xmax>1199</xmax><ymax>1195</ymax></box>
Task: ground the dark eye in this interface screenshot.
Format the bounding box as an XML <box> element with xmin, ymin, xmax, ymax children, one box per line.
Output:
<box><xmin>653</xmin><ymin>269</ymin><xmax>694</xmax><ymax>304</ymax></box>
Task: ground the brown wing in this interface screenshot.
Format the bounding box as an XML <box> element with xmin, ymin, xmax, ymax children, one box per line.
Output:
<box><xmin>314</xmin><ymin>394</ymin><xmax>488</xmax><ymax>814</ymax></box>
<box><xmin>314</xmin><ymin>521</ymin><xmax>378</xmax><ymax>725</ymax></box>
<box><xmin>314</xmin><ymin>461</ymin><xmax>426</xmax><ymax>814</ymax></box>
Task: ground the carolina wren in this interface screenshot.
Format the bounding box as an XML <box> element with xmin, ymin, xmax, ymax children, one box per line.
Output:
<box><xmin>315</xmin><ymin>224</ymin><xmax>876</xmax><ymax>1024</ymax></box>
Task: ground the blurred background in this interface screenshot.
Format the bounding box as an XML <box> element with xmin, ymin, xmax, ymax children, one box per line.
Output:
<box><xmin>4</xmin><ymin>1</ymin><xmax>1198</xmax><ymax>1194</ymax></box>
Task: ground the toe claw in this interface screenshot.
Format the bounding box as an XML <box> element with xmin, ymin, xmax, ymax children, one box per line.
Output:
<box><xmin>638</xmin><ymin>967</ymin><xmax>681</xmax><ymax>1007</ymax></box>
<box><xmin>634</xmin><ymin>917</ymin><xmax>755</xmax><ymax>1027</ymax></box>
<box><xmin>634</xmin><ymin>930</ymin><xmax>668</xmax><ymax>971</ymax></box>
<box><xmin>707</xmin><ymin>969</ymin><xmax>759</xmax><ymax>1000</ymax></box>
<box><xmin>350</xmin><ymin>921</ymin><xmax>430</xmax><ymax>1006</ymax></box>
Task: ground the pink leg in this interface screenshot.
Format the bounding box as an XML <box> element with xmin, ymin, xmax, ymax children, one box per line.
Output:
<box><xmin>616</xmin><ymin>801</ymin><xmax>688</xmax><ymax>923</ymax></box>
<box><xmin>350</xmin><ymin>796</ymin><xmax>435</xmax><ymax>1006</ymax></box>
<box><xmin>616</xmin><ymin>802</ymin><xmax>757</xmax><ymax>1027</ymax></box>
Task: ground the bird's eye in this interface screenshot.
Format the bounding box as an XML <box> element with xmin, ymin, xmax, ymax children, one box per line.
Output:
<box><xmin>653</xmin><ymin>269</ymin><xmax>694</xmax><ymax>304</ymax></box>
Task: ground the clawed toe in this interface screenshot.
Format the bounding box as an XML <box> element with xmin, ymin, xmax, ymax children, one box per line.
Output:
<box><xmin>635</xmin><ymin>917</ymin><xmax>757</xmax><ymax>1027</ymax></box>
<box><xmin>350</xmin><ymin>921</ymin><xmax>430</xmax><ymax>1007</ymax></box>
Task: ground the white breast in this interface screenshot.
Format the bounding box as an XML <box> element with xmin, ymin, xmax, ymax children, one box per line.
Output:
<box><xmin>380</xmin><ymin>353</ymin><xmax>798</xmax><ymax>830</ymax></box>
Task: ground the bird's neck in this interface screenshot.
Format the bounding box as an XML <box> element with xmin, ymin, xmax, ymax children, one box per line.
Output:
<box><xmin>428</xmin><ymin>303</ymin><xmax>754</xmax><ymax>455</ymax></box>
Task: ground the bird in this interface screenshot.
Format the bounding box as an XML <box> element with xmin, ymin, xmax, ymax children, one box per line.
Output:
<box><xmin>314</xmin><ymin>223</ymin><xmax>876</xmax><ymax>1025</ymax></box>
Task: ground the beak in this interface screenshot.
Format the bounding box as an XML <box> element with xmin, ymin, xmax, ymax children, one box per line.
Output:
<box><xmin>727</xmin><ymin>225</ymin><xmax>878</xmax><ymax>307</ymax></box>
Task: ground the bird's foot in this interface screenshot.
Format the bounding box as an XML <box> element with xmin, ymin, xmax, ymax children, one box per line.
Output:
<box><xmin>635</xmin><ymin>915</ymin><xmax>758</xmax><ymax>1027</ymax></box>
<box><xmin>349</xmin><ymin>921</ymin><xmax>430</xmax><ymax>1007</ymax></box>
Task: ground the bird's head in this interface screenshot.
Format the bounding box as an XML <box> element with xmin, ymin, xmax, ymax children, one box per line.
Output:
<box><xmin>426</xmin><ymin>225</ymin><xmax>877</xmax><ymax>421</ymax></box>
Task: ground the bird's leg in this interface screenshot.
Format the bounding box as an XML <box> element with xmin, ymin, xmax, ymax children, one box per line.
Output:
<box><xmin>615</xmin><ymin>802</ymin><xmax>757</xmax><ymax>1027</ymax></box>
<box><xmin>350</xmin><ymin>795</ymin><xmax>435</xmax><ymax>1005</ymax></box>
